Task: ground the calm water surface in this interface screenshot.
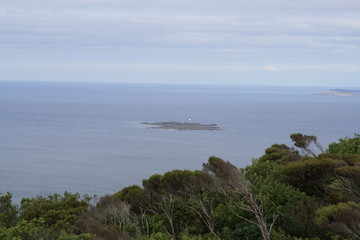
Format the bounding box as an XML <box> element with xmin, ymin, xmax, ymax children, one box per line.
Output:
<box><xmin>0</xmin><ymin>81</ymin><xmax>359</xmax><ymax>202</ymax></box>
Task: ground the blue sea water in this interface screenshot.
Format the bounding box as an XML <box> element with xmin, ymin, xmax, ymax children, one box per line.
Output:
<box><xmin>0</xmin><ymin>81</ymin><xmax>359</xmax><ymax>202</ymax></box>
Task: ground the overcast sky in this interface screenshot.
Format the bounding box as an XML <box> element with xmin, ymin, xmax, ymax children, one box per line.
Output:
<box><xmin>1</xmin><ymin>0</ymin><xmax>360</xmax><ymax>86</ymax></box>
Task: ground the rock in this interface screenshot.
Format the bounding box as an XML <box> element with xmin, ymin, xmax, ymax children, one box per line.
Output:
<box><xmin>142</xmin><ymin>121</ymin><xmax>221</xmax><ymax>131</ymax></box>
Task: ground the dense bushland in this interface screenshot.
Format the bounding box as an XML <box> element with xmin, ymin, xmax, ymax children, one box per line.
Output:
<box><xmin>1</xmin><ymin>134</ymin><xmax>360</xmax><ymax>240</ymax></box>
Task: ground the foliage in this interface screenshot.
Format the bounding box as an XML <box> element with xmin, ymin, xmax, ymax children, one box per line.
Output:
<box><xmin>283</xmin><ymin>157</ymin><xmax>347</xmax><ymax>196</ymax></box>
<box><xmin>0</xmin><ymin>192</ymin><xmax>18</xmax><ymax>228</ymax></box>
<box><xmin>318</xmin><ymin>153</ymin><xmax>360</xmax><ymax>166</ymax></box>
<box><xmin>204</xmin><ymin>156</ymin><xmax>274</xmax><ymax>240</ymax></box>
<box><xmin>0</xmin><ymin>218</ymin><xmax>49</xmax><ymax>240</ymax></box>
<box><xmin>2</xmin><ymin>133</ymin><xmax>360</xmax><ymax>240</ymax></box>
<box><xmin>327</xmin><ymin>134</ymin><xmax>360</xmax><ymax>155</ymax></box>
<box><xmin>143</xmin><ymin>169</ymin><xmax>213</xmax><ymax>196</ymax></box>
<box><xmin>259</xmin><ymin>144</ymin><xmax>301</xmax><ymax>163</ymax></box>
<box><xmin>290</xmin><ymin>133</ymin><xmax>324</xmax><ymax>157</ymax></box>
<box><xmin>315</xmin><ymin>201</ymin><xmax>360</xmax><ymax>226</ymax></box>
<box><xmin>245</xmin><ymin>159</ymin><xmax>320</xmax><ymax>238</ymax></box>
<box><xmin>20</xmin><ymin>192</ymin><xmax>91</xmax><ymax>237</ymax></box>
<box><xmin>76</xmin><ymin>195</ymin><xmax>133</xmax><ymax>239</ymax></box>
<box><xmin>134</xmin><ymin>232</ymin><xmax>173</xmax><ymax>240</ymax></box>
<box><xmin>57</xmin><ymin>233</ymin><xmax>96</xmax><ymax>240</ymax></box>
<box><xmin>315</xmin><ymin>202</ymin><xmax>360</xmax><ymax>238</ymax></box>
<box><xmin>116</xmin><ymin>185</ymin><xmax>150</xmax><ymax>213</ymax></box>
<box><xmin>334</xmin><ymin>166</ymin><xmax>360</xmax><ymax>180</ymax></box>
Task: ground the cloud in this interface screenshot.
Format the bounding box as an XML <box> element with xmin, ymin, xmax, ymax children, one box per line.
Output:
<box><xmin>1</xmin><ymin>0</ymin><xmax>360</xmax><ymax>85</ymax></box>
<box><xmin>4</xmin><ymin>0</ymin><xmax>360</xmax><ymax>9</ymax></box>
<box><xmin>1</xmin><ymin>5</ymin><xmax>359</xmax><ymax>52</ymax></box>
<box><xmin>2</xmin><ymin>59</ymin><xmax>359</xmax><ymax>73</ymax></box>
<box><xmin>263</xmin><ymin>66</ymin><xmax>279</xmax><ymax>71</ymax></box>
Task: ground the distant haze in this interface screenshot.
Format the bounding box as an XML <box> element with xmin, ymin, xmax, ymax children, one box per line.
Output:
<box><xmin>1</xmin><ymin>0</ymin><xmax>360</xmax><ymax>86</ymax></box>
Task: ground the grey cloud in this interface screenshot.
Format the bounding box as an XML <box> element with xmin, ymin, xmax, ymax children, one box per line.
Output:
<box><xmin>1</xmin><ymin>0</ymin><xmax>359</xmax><ymax>85</ymax></box>
<box><xmin>1</xmin><ymin>5</ymin><xmax>359</xmax><ymax>50</ymax></box>
<box><xmin>4</xmin><ymin>0</ymin><xmax>360</xmax><ymax>8</ymax></box>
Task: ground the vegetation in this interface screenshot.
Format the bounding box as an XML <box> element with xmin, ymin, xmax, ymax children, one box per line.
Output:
<box><xmin>327</xmin><ymin>134</ymin><xmax>360</xmax><ymax>155</ymax></box>
<box><xmin>1</xmin><ymin>133</ymin><xmax>360</xmax><ymax>239</ymax></box>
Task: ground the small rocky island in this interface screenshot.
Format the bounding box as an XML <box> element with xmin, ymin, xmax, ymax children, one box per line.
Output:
<box><xmin>317</xmin><ymin>89</ymin><xmax>360</xmax><ymax>96</ymax></box>
<box><xmin>142</xmin><ymin>121</ymin><xmax>221</xmax><ymax>131</ymax></box>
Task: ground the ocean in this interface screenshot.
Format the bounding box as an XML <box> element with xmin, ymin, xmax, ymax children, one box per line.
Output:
<box><xmin>0</xmin><ymin>81</ymin><xmax>359</xmax><ymax>203</ymax></box>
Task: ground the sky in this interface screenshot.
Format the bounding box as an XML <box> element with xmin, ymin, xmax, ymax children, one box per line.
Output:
<box><xmin>1</xmin><ymin>0</ymin><xmax>360</xmax><ymax>86</ymax></box>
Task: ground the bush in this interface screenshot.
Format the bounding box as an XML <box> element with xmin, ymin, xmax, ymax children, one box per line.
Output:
<box><xmin>327</xmin><ymin>134</ymin><xmax>360</xmax><ymax>155</ymax></box>
<box><xmin>315</xmin><ymin>202</ymin><xmax>360</xmax><ymax>238</ymax></box>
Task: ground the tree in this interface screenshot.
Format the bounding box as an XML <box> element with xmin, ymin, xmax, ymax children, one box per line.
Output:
<box><xmin>203</xmin><ymin>157</ymin><xmax>276</xmax><ymax>240</ymax></box>
<box><xmin>185</xmin><ymin>191</ymin><xmax>220</xmax><ymax>239</ymax></box>
<box><xmin>259</xmin><ymin>144</ymin><xmax>301</xmax><ymax>164</ymax></box>
<box><xmin>0</xmin><ymin>192</ymin><xmax>18</xmax><ymax>228</ymax></box>
<box><xmin>0</xmin><ymin>218</ymin><xmax>49</xmax><ymax>240</ymax></box>
<box><xmin>327</xmin><ymin>134</ymin><xmax>360</xmax><ymax>155</ymax></box>
<box><xmin>57</xmin><ymin>233</ymin><xmax>95</xmax><ymax>240</ymax></box>
<box><xmin>20</xmin><ymin>192</ymin><xmax>91</xmax><ymax>237</ymax></box>
<box><xmin>96</xmin><ymin>195</ymin><xmax>140</xmax><ymax>234</ymax></box>
<box><xmin>77</xmin><ymin>212</ymin><xmax>130</xmax><ymax>240</ymax></box>
<box><xmin>290</xmin><ymin>133</ymin><xmax>324</xmax><ymax>157</ymax></box>
<box><xmin>245</xmin><ymin>160</ymin><xmax>320</xmax><ymax>238</ymax></box>
<box><xmin>116</xmin><ymin>185</ymin><xmax>150</xmax><ymax>215</ymax></box>
<box><xmin>76</xmin><ymin>195</ymin><xmax>137</xmax><ymax>240</ymax></box>
<box><xmin>315</xmin><ymin>202</ymin><xmax>360</xmax><ymax>239</ymax></box>
<box><xmin>283</xmin><ymin>157</ymin><xmax>347</xmax><ymax>196</ymax></box>
<box><xmin>142</xmin><ymin>170</ymin><xmax>218</xmax><ymax>239</ymax></box>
